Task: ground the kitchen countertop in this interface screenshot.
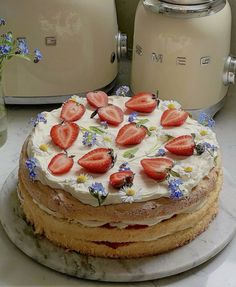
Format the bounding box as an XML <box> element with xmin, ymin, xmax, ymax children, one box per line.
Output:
<box><xmin>0</xmin><ymin>62</ymin><xmax>236</xmax><ymax>286</ymax></box>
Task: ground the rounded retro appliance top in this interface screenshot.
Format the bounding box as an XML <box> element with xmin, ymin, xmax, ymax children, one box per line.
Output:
<box><xmin>143</xmin><ymin>0</ymin><xmax>226</xmax><ymax>18</ymax></box>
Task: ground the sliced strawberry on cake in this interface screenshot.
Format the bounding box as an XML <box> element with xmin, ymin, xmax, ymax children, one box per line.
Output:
<box><xmin>161</xmin><ymin>109</ymin><xmax>189</xmax><ymax>127</ymax></box>
<box><xmin>50</xmin><ymin>122</ymin><xmax>79</xmax><ymax>150</ymax></box>
<box><xmin>48</xmin><ymin>153</ymin><xmax>74</xmax><ymax>175</ymax></box>
<box><xmin>109</xmin><ymin>171</ymin><xmax>134</xmax><ymax>189</ymax></box>
<box><xmin>141</xmin><ymin>158</ymin><xmax>174</xmax><ymax>181</ymax></box>
<box><xmin>86</xmin><ymin>91</ymin><xmax>108</xmax><ymax>108</ymax></box>
<box><xmin>125</xmin><ymin>92</ymin><xmax>159</xmax><ymax>113</ymax></box>
<box><xmin>91</xmin><ymin>104</ymin><xmax>124</xmax><ymax>126</ymax></box>
<box><xmin>60</xmin><ymin>100</ymin><xmax>85</xmax><ymax>122</ymax></box>
<box><xmin>78</xmin><ymin>148</ymin><xmax>116</xmax><ymax>173</ymax></box>
<box><xmin>116</xmin><ymin>123</ymin><xmax>147</xmax><ymax>146</ymax></box>
<box><xmin>165</xmin><ymin>135</ymin><xmax>195</xmax><ymax>156</ymax></box>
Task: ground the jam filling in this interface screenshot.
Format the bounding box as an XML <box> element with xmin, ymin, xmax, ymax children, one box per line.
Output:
<box><xmin>101</xmin><ymin>223</ymin><xmax>148</xmax><ymax>229</ymax></box>
<box><xmin>93</xmin><ymin>241</ymin><xmax>131</xmax><ymax>249</ymax></box>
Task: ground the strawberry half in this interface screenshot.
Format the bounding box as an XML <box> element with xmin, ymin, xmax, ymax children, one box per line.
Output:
<box><xmin>60</xmin><ymin>100</ymin><xmax>85</xmax><ymax>122</ymax></box>
<box><xmin>50</xmin><ymin>122</ymin><xmax>79</xmax><ymax>150</ymax></box>
<box><xmin>48</xmin><ymin>153</ymin><xmax>74</xmax><ymax>175</ymax></box>
<box><xmin>165</xmin><ymin>135</ymin><xmax>195</xmax><ymax>156</ymax></box>
<box><xmin>116</xmin><ymin>123</ymin><xmax>147</xmax><ymax>146</ymax></box>
<box><xmin>141</xmin><ymin>158</ymin><xmax>174</xmax><ymax>181</ymax></box>
<box><xmin>91</xmin><ymin>104</ymin><xmax>124</xmax><ymax>126</ymax></box>
<box><xmin>78</xmin><ymin>148</ymin><xmax>116</xmax><ymax>173</ymax></box>
<box><xmin>109</xmin><ymin>171</ymin><xmax>134</xmax><ymax>189</ymax></box>
<box><xmin>161</xmin><ymin>109</ymin><xmax>189</xmax><ymax>127</ymax></box>
<box><xmin>86</xmin><ymin>91</ymin><xmax>108</xmax><ymax>108</ymax></box>
<box><xmin>125</xmin><ymin>93</ymin><xmax>158</xmax><ymax>113</ymax></box>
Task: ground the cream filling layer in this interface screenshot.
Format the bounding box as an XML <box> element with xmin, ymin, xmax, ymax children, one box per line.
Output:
<box><xmin>31</xmin><ymin>197</ymin><xmax>207</xmax><ymax>229</ymax></box>
<box><xmin>27</xmin><ymin>96</ymin><xmax>219</xmax><ymax>206</ymax></box>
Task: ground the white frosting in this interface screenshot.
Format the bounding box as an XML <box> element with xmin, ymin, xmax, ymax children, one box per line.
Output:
<box><xmin>32</xmin><ymin>197</ymin><xmax>207</xmax><ymax>229</ymax></box>
<box><xmin>27</xmin><ymin>96</ymin><xmax>219</xmax><ymax>206</ymax></box>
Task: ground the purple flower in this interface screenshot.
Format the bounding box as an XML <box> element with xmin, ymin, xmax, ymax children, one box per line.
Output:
<box><xmin>198</xmin><ymin>112</ymin><xmax>215</xmax><ymax>128</ymax></box>
<box><xmin>204</xmin><ymin>142</ymin><xmax>218</xmax><ymax>153</ymax></box>
<box><xmin>30</xmin><ymin>113</ymin><xmax>47</xmax><ymax>127</ymax></box>
<box><xmin>116</xmin><ymin>85</ymin><xmax>130</xmax><ymax>97</ymax></box>
<box><xmin>4</xmin><ymin>32</ymin><xmax>13</xmax><ymax>43</ymax></box>
<box><xmin>0</xmin><ymin>18</ymin><xmax>6</xmax><ymax>26</ymax></box>
<box><xmin>119</xmin><ymin>162</ymin><xmax>131</xmax><ymax>171</ymax></box>
<box><xmin>88</xmin><ymin>182</ymin><xmax>108</xmax><ymax>206</ymax></box>
<box><xmin>0</xmin><ymin>44</ymin><xmax>11</xmax><ymax>55</ymax></box>
<box><xmin>82</xmin><ymin>131</ymin><xmax>97</xmax><ymax>147</ymax></box>
<box><xmin>17</xmin><ymin>38</ymin><xmax>29</xmax><ymax>55</ymax></box>
<box><xmin>128</xmin><ymin>112</ymin><xmax>138</xmax><ymax>123</ymax></box>
<box><xmin>34</xmin><ymin>48</ymin><xmax>42</xmax><ymax>63</ymax></box>
<box><xmin>168</xmin><ymin>178</ymin><xmax>184</xmax><ymax>200</ymax></box>
<box><xmin>25</xmin><ymin>158</ymin><xmax>38</xmax><ymax>180</ymax></box>
<box><xmin>156</xmin><ymin>148</ymin><xmax>166</xmax><ymax>157</ymax></box>
<box><xmin>100</xmin><ymin>121</ymin><xmax>108</xmax><ymax>129</ymax></box>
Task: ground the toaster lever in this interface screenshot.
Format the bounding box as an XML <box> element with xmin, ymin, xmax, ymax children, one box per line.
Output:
<box><xmin>223</xmin><ymin>55</ymin><xmax>236</xmax><ymax>85</ymax></box>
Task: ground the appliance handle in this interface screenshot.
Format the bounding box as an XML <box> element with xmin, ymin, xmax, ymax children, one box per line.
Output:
<box><xmin>223</xmin><ymin>55</ymin><xmax>236</xmax><ymax>85</ymax></box>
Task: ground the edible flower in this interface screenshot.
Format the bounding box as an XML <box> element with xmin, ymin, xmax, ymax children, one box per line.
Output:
<box><xmin>70</xmin><ymin>95</ymin><xmax>85</xmax><ymax>105</ymax></box>
<box><xmin>203</xmin><ymin>142</ymin><xmax>218</xmax><ymax>152</ymax></box>
<box><xmin>156</xmin><ymin>148</ymin><xmax>166</xmax><ymax>157</ymax></box>
<box><xmin>119</xmin><ymin>185</ymin><xmax>142</xmax><ymax>203</ymax></box>
<box><xmin>82</xmin><ymin>131</ymin><xmax>97</xmax><ymax>147</ymax></box>
<box><xmin>39</xmin><ymin>144</ymin><xmax>48</xmax><ymax>152</ymax></box>
<box><xmin>198</xmin><ymin>112</ymin><xmax>215</xmax><ymax>128</ymax></box>
<box><xmin>25</xmin><ymin>158</ymin><xmax>38</xmax><ymax>181</ymax></box>
<box><xmin>34</xmin><ymin>48</ymin><xmax>43</xmax><ymax>63</ymax></box>
<box><xmin>77</xmin><ymin>173</ymin><xmax>93</xmax><ymax>188</ymax></box>
<box><xmin>168</xmin><ymin>178</ymin><xmax>184</xmax><ymax>200</ymax></box>
<box><xmin>0</xmin><ymin>18</ymin><xmax>6</xmax><ymax>26</ymax></box>
<box><xmin>4</xmin><ymin>32</ymin><xmax>13</xmax><ymax>43</ymax></box>
<box><xmin>128</xmin><ymin>112</ymin><xmax>138</xmax><ymax>123</ymax></box>
<box><xmin>119</xmin><ymin>162</ymin><xmax>131</xmax><ymax>172</ymax></box>
<box><xmin>184</xmin><ymin>166</ymin><xmax>193</xmax><ymax>173</ymax></box>
<box><xmin>200</xmin><ymin>130</ymin><xmax>208</xmax><ymax>136</ymax></box>
<box><xmin>100</xmin><ymin>121</ymin><xmax>108</xmax><ymax>129</ymax></box>
<box><xmin>30</xmin><ymin>113</ymin><xmax>47</xmax><ymax>127</ymax></box>
<box><xmin>17</xmin><ymin>38</ymin><xmax>29</xmax><ymax>55</ymax></box>
<box><xmin>88</xmin><ymin>182</ymin><xmax>108</xmax><ymax>206</ymax></box>
<box><xmin>159</xmin><ymin>100</ymin><xmax>181</xmax><ymax>111</ymax></box>
<box><xmin>96</xmin><ymin>132</ymin><xmax>114</xmax><ymax>148</ymax></box>
<box><xmin>149</xmin><ymin>126</ymin><xmax>157</xmax><ymax>132</ymax></box>
<box><xmin>195</xmin><ymin>142</ymin><xmax>218</xmax><ymax>156</ymax></box>
<box><xmin>115</xmin><ymin>85</ymin><xmax>130</xmax><ymax>97</ymax></box>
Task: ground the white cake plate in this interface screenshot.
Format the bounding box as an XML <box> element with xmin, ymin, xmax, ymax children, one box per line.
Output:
<box><xmin>0</xmin><ymin>168</ymin><xmax>236</xmax><ymax>282</ymax></box>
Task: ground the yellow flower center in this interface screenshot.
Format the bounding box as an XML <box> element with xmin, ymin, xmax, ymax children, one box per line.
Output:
<box><xmin>149</xmin><ymin>126</ymin><xmax>157</xmax><ymax>131</ymax></box>
<box><xmin>184</xmin><ymin>167</ymin><xmax>193</xmax><ymax>173</ymax></box>
<box><xmin>167</xmin><ymin>103</ymin><xmax>176</xmax><ymax>109</ymax></box>
<box><xmin>126</xmin><ymin>188</ymin><xmax>136</xmax><ymax>196</ymax></box>
<box><xmin>77</xmin><ymin>175</ymin><xmax>88</xmax><ymax>183</ymax></box>
<box><xmin>70</xmin><ymin>97</ymin><xmax>78</xmax><ymax>103</ymax></box>
<box><xmin>39</xmin><ymin>144</ymin><xmax>48</xmax><ymax>152</ymax></box>
<box><xmin>200</xmin><ymin>130</ymin><xmax>208</xmax><ymax>136</ymax></box>
<box><xmin>103</xmin><ymin>136</ymin><xmax>112</xmax><ymax>143</ymax></box>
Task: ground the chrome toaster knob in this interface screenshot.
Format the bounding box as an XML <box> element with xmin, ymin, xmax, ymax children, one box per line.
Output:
<box><xmin>117</xmin><ymin>31</ymin><xmax>127</xmax><ymax>61</ymax></box>
<box><xmin>223</xmin><ymin>56</ymin><xmax>236</xmax><ymax>85</ymax></box>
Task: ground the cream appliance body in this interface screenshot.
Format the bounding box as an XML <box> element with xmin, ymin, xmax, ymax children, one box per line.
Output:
<box><xmin>131</xmin><ymin>0</ymin><xmax>236</xmax><ymax>115</ymax></box>
<box><xmin>1</xmin><ymin>0</ymin><xmax>127</xmax><ymax>104</ymax></box>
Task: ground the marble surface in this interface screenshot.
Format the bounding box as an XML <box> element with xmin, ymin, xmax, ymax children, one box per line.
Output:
<box><xmin>1</xmin><ymin>168</ymin><xmax>236</xmax><ymax>283</ymax></box>
<box><xmin>0</xmin><ymin>63</ymin><xmax>236</xmax><ymax>285</ymax></box>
